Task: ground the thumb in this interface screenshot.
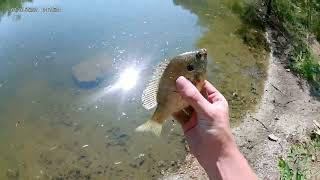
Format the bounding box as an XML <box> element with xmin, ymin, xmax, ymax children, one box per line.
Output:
<box><xmin>176</xmin><ymin>76</ymin><xmax>210</xmax><ymax>112</ymax></box>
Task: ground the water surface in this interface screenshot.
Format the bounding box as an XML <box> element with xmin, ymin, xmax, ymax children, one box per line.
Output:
<box><xmin>0</xmin><ymin>0</ymin><xmax>267</xmax><ymax>179</ymax></box>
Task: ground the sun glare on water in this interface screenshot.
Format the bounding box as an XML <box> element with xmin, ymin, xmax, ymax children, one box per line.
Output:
<box><xmin>115</xmin><ymin>67</ymin><xmax>140</xmax><ymax>91</ymax></box>
<box><xmin>88</xmin><ymin>66</ymin><xmax>140</xmax><ymax>102</ymax></box>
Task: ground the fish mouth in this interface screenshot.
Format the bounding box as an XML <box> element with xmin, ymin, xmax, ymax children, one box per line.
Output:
<box><xmin>195</xmin><ymin>49</ymin><xmax>208</xmax><ymax>65</ymax></box>
<box><xmin>180</xmin><ymin>48</ymin><xmax>207</xmax><ymax>57</ymax></box>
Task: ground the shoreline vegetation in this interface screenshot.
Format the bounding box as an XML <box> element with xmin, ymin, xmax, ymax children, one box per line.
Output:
<box><xmin>232</xmin><ymin>0</ymin><xmax>320</xmax><ymax>98</ymax></box>
<box><xmin>232</xmin><ymin>0</ymin><xmax>320</xmax><ymax>179</ymax></box>
<box><xmin>0</xmin><ymin>0</ymin><xmax>32</xmax><ymax>17</ymax></box>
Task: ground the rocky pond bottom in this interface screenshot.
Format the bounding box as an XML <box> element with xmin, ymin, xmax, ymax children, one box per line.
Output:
<box><xmin>0</xmin><ymin>77</ymin><xmax>189</xmax><ymax>179</ymax></box>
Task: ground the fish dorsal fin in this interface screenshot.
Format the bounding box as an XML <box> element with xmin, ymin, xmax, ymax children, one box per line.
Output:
<box><xmin>142</xmin><ymin>60</ymin><xmax>170</xmax><ymax>110</ymax></box>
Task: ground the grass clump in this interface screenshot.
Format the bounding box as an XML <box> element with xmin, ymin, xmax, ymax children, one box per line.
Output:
<box><xmin>291</xmin><ymin>47</ymin><xmax>320</xmax><ymax>95</ymax></box>
<box><xmin>278</xmin><ymin>131</ymin><xmax>320</xmax><ymax>180</ymax></box>
<box><xmin>231</xmin><ymin>0</ymin><xmax>320</xmax><ymax>96</ymax></box>
<box><xmin>272</xmin><ymin>0</ymin><xmax>320</xmax><ymax>41</ymax></box>
<box><xmin>270</xmin><ymin>0</ymin><xmax>320</xmax><ymax>96</ymax></box>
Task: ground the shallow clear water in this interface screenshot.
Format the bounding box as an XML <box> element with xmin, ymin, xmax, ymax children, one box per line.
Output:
<box><xmin>0</xmin><ymin>0</ymin><xmax>267</xmax><ymax>179</ymax></box>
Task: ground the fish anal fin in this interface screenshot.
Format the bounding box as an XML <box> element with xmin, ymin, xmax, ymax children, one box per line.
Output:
<box><xmin>135</xmin><ymin>120</ymin><xmax>162</xmax><ymax>136</ymax></box>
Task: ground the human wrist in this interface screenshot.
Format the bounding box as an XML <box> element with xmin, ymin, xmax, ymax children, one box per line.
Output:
<box><xmin>201</xmin><ymin>128</ymin><xmax>237</xmax><ymax>165</ymax></box>
<box><xmin>184</xmin><ymin>126</ymin><xmax>236</xmax><ymax>170</ymax></box>
<box><xmin>201</xmin><ymin>134</ymin><xmax>241</xmax><ymax>180</ymax></box>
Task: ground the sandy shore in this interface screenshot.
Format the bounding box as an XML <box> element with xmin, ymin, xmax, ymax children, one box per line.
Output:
<box><xmin>164</xmin><ymin>29</ymin><xmax>320</xmax><ymax>180</ymax></box>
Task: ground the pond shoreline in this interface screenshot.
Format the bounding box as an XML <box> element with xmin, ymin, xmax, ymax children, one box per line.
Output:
<box><xmin>164</xmin><ymin>26</ymin><xmax>320</xmax><ymax>180</ymax></box>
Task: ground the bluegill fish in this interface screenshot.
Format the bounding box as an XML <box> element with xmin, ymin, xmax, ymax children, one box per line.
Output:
<box><xmin>136</xmin><ymin>49</ymin><xmax>208</xmax><ymax>136</ymax></box>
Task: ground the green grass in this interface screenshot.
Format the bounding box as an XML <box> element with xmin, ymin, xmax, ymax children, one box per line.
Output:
<box><xmin>278</xmin><ymin>131</ymin><xmax>320</xmax><ymax>180</ymax></box>
<box><xmin>291</xmin><ymin>48</ymin><xmax>320</xmax><ymax>85</ymax></box>
<box><xmin>234</xmin><ymin>0</ymin><xmax>320</xmax><ymax>97</ymax></box>
<box><xmin>272</xmin><ymin>0</ymin><xmax>320</xmax><ymax>41</ymax></box>
<box><xmin>289</xmin><ymin>42</ymin><xmax>320</xmax><ymax>96</ymax></box>
<box><xmin>270</xmin><ymin>0</ymin><xmax>320</xmax><ymax>96</ymax></box>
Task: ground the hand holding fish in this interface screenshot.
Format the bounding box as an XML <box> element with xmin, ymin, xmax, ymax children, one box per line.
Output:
<box><xmin>174</xmin><ymin>76</ymin><xmax>257</xmax><ymax>180</ymax></box>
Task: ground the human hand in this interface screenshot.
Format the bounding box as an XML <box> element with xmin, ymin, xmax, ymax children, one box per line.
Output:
<box><xmin>173</xmin><ymin>76</ymin><xmax>257</xmax><ymax>180</ymax></box>
<box><xmin>173</xmin><ymin>76</ymin><xmax>235</xmax><ymax>168</ymax></box>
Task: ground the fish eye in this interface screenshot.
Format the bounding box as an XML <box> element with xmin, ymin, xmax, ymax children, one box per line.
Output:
<box><xmin>187</xmin><ymin>64</ymin><xmax>194</xmax><ymax>71</ymax></box>
<box><xmin>196</xmin><ymin>52</ymin><xmax>202</xmax><ymax>59</ymax></box>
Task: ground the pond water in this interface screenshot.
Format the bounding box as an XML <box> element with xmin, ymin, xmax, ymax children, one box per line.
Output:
<box><xmin>0</xmin><ymin>0</ymin><xmax>268</xmax><ymax>179</ymax></box>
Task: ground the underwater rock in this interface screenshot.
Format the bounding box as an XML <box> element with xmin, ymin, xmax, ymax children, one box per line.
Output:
<box><xmin>72</xmin><ymin>57</ymin><xmax>113</xmax><ymax>88</ymax></box>
<box><xmin>105</xmin><ymin>128</ymin><xmax>130</xmax><ymax>148</ymax></box>
<box><xmin>62</xmin><ymin>169</ymin><xmax>91</xmax><ymax>180</ymax></box>
<box><xmin>130</xmin><ymin>154</ymin><xmax>145</xmax><ymax>168</ymax></box>
<box><xmin>6</xmin><ymin>168</ymin><xmax>19</xmax><ymax>180</ymax></box>
<box><xmin>129</xmin><ymin>158</ymin><xmax>145</xmax><ymax>168</ymax></box>
<box><xmin>157</xmin><ymin>160</ymin><xmax>165</xmax><ymax>168</ymax></box>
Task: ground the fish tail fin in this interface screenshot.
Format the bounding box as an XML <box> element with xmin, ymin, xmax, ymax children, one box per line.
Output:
<box><xmin>135</xmin><ymin>120</ymin><xmax>162</xmax><ymax>136</ymax></box>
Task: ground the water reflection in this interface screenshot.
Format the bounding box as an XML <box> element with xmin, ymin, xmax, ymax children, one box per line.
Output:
<box><xmin>0</xmin><ymin>0</ymin><xmax>32</xmax><ymax>19</ymax></box>
<box><xmin>90</xmin><ymin>66</ymin><xmax>140</xmax><ymax>102</ymax></box>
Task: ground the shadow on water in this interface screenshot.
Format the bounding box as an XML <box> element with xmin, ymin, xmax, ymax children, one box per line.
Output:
<box><xmin>173</xmin><ymin>0</ymin><xmax>269</xmax><ymax>124</ymax></box>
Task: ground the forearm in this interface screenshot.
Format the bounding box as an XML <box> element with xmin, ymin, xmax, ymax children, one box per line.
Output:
<box><xmin>186</xmin><ymin>129</ymin><xmax>257</xmax><ymax>180</ymax></box>
<box><xmin>205</xmin><ymin>145</ymin><xmax>257</xmax><ymax>180</ymax></box>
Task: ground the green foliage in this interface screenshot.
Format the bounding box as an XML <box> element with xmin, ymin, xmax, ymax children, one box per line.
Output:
<box><xmin>0</xmin><ymin>0</ymin><xmax>32</xmax><ymax>17</ymax></box>
<box><xmin>314</xmin><ymin>21</ymin><xmax>320</xmax><ymax>41</ymax></box>
<box><xmin>236</xmin><ymin>26</ymin><xmax>270</xmax><ymax>51</ymax></box>
<box><xmin>230</xmin><ymin>1</ymin><xmax>265</xmax><ymax>30</ymax></box>
<box><xmin>231</xmin><ymin>1</ymin><xmax>270</xmax><ymax>51</ymax></box>
<box><xmin>272</xmin><ymin>0</ymin><xmax>320</xmax><ymax>39</ymax></box>
<box><xmin>278</xmin><ymin>158</ymin><xmax>294</xmax><ymax>179</ymax></box>
<box><xmin>290</xmin><ymin>47</ymin><xmax>320</xmax><ymax>96</ymax></box>
<box><xmin>278</xmin><ymin>130</ymin><xmax>320</xmax><ymax>179</ymax></box>
<box><xmin>241</xmin><ymin>3</ymin><xmax>265</xmax><ymax>31</ymax></box>
<box><xmin>268</xmin><ymin>0</ymin><xmax>320</xmax><ymax>97</ymax></box>
<box><xmin>292</xmin><ymin>49</ymin><xmax>320</xmax><ymax>81</ymax></box>
<box><xmin>310</xmin><ymin>131</ymin><xmax>320</xmax><ymax>148</ymax></box>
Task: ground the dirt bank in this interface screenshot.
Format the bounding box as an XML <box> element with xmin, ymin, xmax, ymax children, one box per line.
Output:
<box><xmin>164</xmin><ymin>29</ymin><xmax>320</xmax><ymax>179</ymax></box>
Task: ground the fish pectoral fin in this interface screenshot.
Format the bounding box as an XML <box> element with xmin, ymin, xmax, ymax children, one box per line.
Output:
<box><xmin>135</xmin><ymin>120</ymin><xmax>162</xmax><ymax>136</ymax></box>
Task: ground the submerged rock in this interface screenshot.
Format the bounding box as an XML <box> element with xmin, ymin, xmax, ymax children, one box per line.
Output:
<box><xmin>130</xmin><ymin>154</ymin><xmax>145</xmax><ymax>168</ymax></box>
<box><xmin>6</xmin><ymin>168</ymin><xmax>19</xmax><ymax>180</ymax></box>
<box><xmin>72</xmin><ymin>57</ymin><xmax>113</xmax><ymax>88</ymax></box>
<box><xmin>130</xmin><ymin>158</ymin><xmax>145</xmax><ymax>168</ymax></box>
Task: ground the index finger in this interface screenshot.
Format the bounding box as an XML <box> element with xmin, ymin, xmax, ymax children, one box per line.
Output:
<box><xmin>203</xmin><ymin>80</ymin><xmax>219</xmax><ymax>95</ymax></box>
<box><xmin>203</xmin><ymin>80</ymin><xmax>226</xmax><ymax>103</ymax></box>
<box><xmin>176</xmin><ymin>76</ymin><xmax>211</xmax><ymax>113</ymax></box>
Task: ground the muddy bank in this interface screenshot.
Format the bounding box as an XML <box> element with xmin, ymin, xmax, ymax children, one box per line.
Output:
<box><xmin>164</xmin><ymin>29</ymin><xmax>320</xmax><ymax>179</ymax></box>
